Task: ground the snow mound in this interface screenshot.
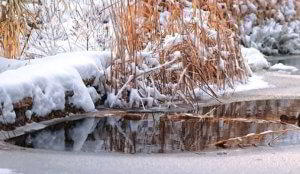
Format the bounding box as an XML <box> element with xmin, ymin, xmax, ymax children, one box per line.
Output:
<box><xmin>0</xmin><ymin>51</ymin><xmax>111</xmax><ymax>124</ymax></box>
<box><xmin>270</xmin><ymin>63</ymin><xmax>298</xmax><ymax>72</ymax></box>
<box><xmin>241</xmin><ymin>47</ymin><xmax>270</xmax><ymax>71</ymax></box>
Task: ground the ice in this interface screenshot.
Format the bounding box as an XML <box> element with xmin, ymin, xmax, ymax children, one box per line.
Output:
<box><xmin>129</xmin><ymin>88</ymin><xmax>144</xmax><ymax>108</ymax></box>
<box><xmin>0</xmin><ymin>169</ymin><xmax>20</xmax><ymax>174</ymax></box>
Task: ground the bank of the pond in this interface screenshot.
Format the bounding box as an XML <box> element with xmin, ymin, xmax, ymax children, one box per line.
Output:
<box><xmin>3</xmin><ymin>70</ymin><xmax>300</xmax><ymax>138</ymax></box>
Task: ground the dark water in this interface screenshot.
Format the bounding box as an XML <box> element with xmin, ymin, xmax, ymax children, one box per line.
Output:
<box><xmin>7</xmin><ymin>99</ymin><xmax>300</xmax><ymax>154</ymax></box>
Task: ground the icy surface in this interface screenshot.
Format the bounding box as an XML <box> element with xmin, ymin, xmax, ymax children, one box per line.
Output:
<box><xmin>0</xmin><ymin>169</ymin><xmax>20</xmax><ymax>174</ymax></box>
<box><xmin>1</xmin><ymin>145</ymin><xmax>300</xmax><ymax>174</ymax></box>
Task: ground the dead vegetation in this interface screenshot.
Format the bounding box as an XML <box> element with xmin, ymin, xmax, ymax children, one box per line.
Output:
<box><xmin>0</xmin><ymin>0</ymin><xmax>39</xmax><ymax>58</ymax></box>
<box><xmin>106</xmin><ymin>0</ymin><xmax>249</xmax><ymax>107</ymax></box>
<box><xmin>0</xmin><ymin>0</ymin><xmax>251</xmax><ymax>109</ymax></box>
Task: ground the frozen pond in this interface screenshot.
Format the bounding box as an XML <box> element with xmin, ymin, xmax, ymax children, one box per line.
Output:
<box><xmin>6</xmin><ymin>99</ymin><xmax>300</xmax><ymax>154</ymax></box>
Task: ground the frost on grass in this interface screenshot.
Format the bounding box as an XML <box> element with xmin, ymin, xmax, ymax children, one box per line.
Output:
<box><xmin>237</xmin><ymin>0</ymin><xmax>300</xmax><ymax>55</ymax></box>
<box><xmin>0</xmin><ymin>0</ymin><xmax>269</xmax><ymax>125</ymax></box>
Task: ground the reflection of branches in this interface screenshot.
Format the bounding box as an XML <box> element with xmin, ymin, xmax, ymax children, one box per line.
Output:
<box><xmin>115</xmin><ymin>120</ymin><xmax>134</xmax><ymax>147</ymax></box>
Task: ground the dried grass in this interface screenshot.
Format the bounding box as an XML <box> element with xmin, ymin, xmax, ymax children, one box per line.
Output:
<box><xmin>0</xmin><ymin>0</ymin><xmax>39</xmax><ymax>59</ymax></box>
<box><xmin>107</xmin><ymin>0</ymin><xmax>249</xmax><ymax>106</ymax></box>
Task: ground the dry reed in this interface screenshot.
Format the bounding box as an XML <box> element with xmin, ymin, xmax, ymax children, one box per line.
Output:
<box><xmin>107</xmin><ymin>0</ymin><xmax>249</xmax><ymax>107</ymax></box>
<box><xmin>0</xmin><ymin>0</ymin><xmax>39</xmax><ymax>59</ymax></box>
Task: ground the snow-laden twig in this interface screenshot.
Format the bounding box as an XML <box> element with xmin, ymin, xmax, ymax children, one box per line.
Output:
<box><xmin>110</xmin><ymin>75</ymin><xmax>134</xmax><ymax>108</ymax></box>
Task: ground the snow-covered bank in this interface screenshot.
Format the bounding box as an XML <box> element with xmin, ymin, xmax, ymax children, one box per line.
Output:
<box><xmin>0</xmin><ymin>50</ymin><xmax>271</xmax><ymax>126</ymax></box>
<box><xmin>0</xmin><ymin>52</ymin><xmax>112</xmax><ymax>124</ymax></box>
<box><xmin>1</xmin><ymin>0</ymin><xmax>279</xmax><ymax>128</ymax></box>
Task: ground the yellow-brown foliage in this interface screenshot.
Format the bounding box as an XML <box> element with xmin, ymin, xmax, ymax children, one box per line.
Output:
<box><xmin>109</xmin><ymin>0</ymin><xmax>248</xmax><ymax>103</ymax></box>
<box><xmin>0</xmin><ymin>0</ymin><xmax>36</xmax><ymax>59</ymax></box>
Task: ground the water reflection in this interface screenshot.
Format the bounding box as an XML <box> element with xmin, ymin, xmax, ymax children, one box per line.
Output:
<box><xmin>8</xmin><ymin>99</ymin><xmax>300</xmax><ymax>154</ymax></box>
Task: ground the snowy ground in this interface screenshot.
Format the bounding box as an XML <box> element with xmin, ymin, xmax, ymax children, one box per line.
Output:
<box><xmin>207</xmin><ymin>71</ymin><xmax>300</xmax><ymax>105</ymax></box>
<box><xmin>0</xmin><ymin>143</ymin><xmax>300</xmax><ymax>174</ymax></box>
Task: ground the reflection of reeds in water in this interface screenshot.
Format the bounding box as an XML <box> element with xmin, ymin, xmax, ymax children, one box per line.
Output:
<box><xmin>108</xmin><ymin>0</ymin><xmax>249</xmax><ymax>104</ymax></box>
<box><xmin>81</xmin><ymin>114</ymin><xmax>300</xmax><ymax>153</ymax></box>
<box><xmin>90</xmin><ymin>108</ymin><xmax>300</xmax><ymax>153</ymax></box>
<box><xmin>10</xmin><ymin>109</ymin><xmax>300</xmax><ymax>153</ymax></box>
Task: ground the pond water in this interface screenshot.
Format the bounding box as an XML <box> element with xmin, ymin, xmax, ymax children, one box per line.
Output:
<box><xmin>6</xmin><ymin>99</ymin><xmax>300</xmax><ymax>154</ymax></box>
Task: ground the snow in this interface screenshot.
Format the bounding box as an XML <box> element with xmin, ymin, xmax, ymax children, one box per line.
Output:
<box><xmin>239</xmin><ymin>0</ymin><xmax>300</xmax><ymax>55</ymax></box>
<box><xmin>0</xmin><ymin>58</ymin><xmax>28</xmax><ymax>73</ymax></box>
<box><xmin>241</xmin><ymin>47</ymin><xmax>270</xmax><ymax>71</ymax></box>
<box><xmin>1</xmin><ymin>0</ymin><xmax>290</xmax><ymax>124</ymax></box>
<box><xmin>195</xmin><ymin>75</ymin><xmax>270</xmax><ymax>99</ymax></box>
<box><xmin>1</xmin><ymin>145</ymin><xmax>300</xmax><ymax>174</ymax></box>
<box><xmin>270</xmin><ymin>63</ymin><xmax>298</xmax><ymax>72</ymax></box>
<box><xmin>23</xmin><ymin>0</ymin><xmax>113</xmax><ymax>58</ymax></box>
<box><xmin>233</xmin><ymin>75</ymin><xmax>270</xmax><ymax>92</ymax></box>
<box><xmin>87</xmin><ymin>87</ymin><xmax>100</xmax><ymax>103</ymax></box>
<box><xmin>0</xmin><ymin>51</ymin><xmax>112</xmax><ymax>123</ymax></box>
<box><xmin>0</xmin><ymin>46</ymin><xmax>271</xmax><ymax>123</ymax></box>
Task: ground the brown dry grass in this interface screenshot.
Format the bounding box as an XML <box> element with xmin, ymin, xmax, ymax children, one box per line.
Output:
<box><xmin>108</xmin><ymin>0</ymin><xmax>248</xmax><ymax>105</ymax></box>
<box><xmin>0</xmin><ymin>0</ymin><xmax>38</xmax><ymax>59</ymax></box>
